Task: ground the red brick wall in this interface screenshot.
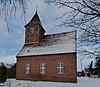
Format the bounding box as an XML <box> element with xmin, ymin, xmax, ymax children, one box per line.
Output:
<box><xmin>16</xmin><ymin>53</ymin><xmax>77</xmax><ymax>83</ymax></box>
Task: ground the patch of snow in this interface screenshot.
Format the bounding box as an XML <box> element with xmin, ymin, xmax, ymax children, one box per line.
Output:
<box><xmin>5</xmin><ymin>63</ymin><xmax>15</xmax><ymax>68</ymax></box>
<box><xmin>0</xmin><ymin>77</ymin><xmax>100</xmax><ymax>87</ymax></box>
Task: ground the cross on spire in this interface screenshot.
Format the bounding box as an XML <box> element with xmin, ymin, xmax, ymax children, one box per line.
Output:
<box><xmin>36</xmin><ymin>5</ymin><xmax>38</xmax><ymax>11</ymax></box>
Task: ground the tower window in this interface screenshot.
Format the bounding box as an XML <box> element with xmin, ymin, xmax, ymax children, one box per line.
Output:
<box><xmin>30</xmin><ymin>27</ymin><xmax>35</xmax><ymax>33</ymax></box>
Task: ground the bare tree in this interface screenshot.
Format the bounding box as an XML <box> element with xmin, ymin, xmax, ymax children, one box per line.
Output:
<box><xmin>0</xmin><ymin>0</ymin><xmax>27</xmax><ymax>31</ymax></box>
<box><xmin>45</xmin><ymin>0</ymin><xmax>100</xmax><ymax>57</ymax></box>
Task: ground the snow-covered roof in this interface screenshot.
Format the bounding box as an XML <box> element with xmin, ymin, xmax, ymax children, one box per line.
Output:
<box><xmin>17</xmin><ymin>31</ymin><xmax>76</xmax><ymax>57</ymax></box>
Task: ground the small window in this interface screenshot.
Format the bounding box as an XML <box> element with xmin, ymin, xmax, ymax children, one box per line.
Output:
<box><xmin>57</xmin><ymin>62</ymin><xmax>64</xmax><ymax>74</ymax></box>
<box><xmin>25</xmin><ymin>63</ymin><xmax>30</xmax><ymax>74</ymax></box>
<box><xmin>40</xmin><ymin>63</ymin><xmax>46</xmax><ymax>74</ymax></box>
<box><xmin>30</xmin><ymin>27</ymin><xmax>35</xmax><ymax>33</ymax></box>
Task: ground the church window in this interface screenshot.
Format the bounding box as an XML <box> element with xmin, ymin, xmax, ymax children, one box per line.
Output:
<box><xmin>25</xmin><ymin>63</ymin><xmax>30</xmax><ymax>74</ymax></box>
<box><xmin>57</xmin><ymin>62</ymin><xmax>64</xmax><ymax>74</ymax></box>
<box><xmin>30</xmin><ymin>27</ymin><xmax>35</xmax><ymax>33</ymax></box>
<box><xmin>40</xmin><ymin>63</ymin><xmax>46</xmax><ymax>74</ymax></box>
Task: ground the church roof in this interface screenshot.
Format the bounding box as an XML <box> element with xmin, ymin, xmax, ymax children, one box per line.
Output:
<box><xmin>17</xmin><ymin>31</ymin><xmax>76</xmax><ymax>57</ymax></box>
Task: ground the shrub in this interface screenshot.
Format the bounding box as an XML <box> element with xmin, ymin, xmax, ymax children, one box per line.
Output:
<box><xmin>0</xmin><ymin>65</ymin><xmax>7</xmax><ymax>83</ymax></box>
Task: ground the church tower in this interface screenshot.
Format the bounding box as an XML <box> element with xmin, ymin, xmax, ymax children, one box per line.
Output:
<box><xmin>24</xmin><ymin>11</ymin><xmax>46</xmax><ymax>44</ymax></box>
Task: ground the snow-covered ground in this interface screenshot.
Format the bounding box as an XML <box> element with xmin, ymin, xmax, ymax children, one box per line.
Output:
<box><xmin>0</xmin><ymin>77</ymin><xmax>100</xmax><ymax>87</ymax></box>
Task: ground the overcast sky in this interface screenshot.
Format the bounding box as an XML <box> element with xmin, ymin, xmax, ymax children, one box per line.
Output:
<box><xmin>0</xmin><ymin>0</ymin><xmax>95</xmax><ymax>71</ymax></box>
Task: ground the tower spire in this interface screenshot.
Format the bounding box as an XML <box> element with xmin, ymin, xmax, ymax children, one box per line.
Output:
<box><xmin>24</xmin><ymin>9</ymin><xmax>46</xmax><ymax>44</ymax></box>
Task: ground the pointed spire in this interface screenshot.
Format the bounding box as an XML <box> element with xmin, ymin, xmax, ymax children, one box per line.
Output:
<box><xmin>33</xmin><ymin>6</ymin><xmax>41</xmax><ymax>23</ymax></box>
<box><xmin>35</xmin><ymin>10</ymin><xmax>38</xmax><ymax>16</ymax></box>
<box><xmin>24</xmin><ymin>8</ymin><xmax>43</xmax><ymax>28</ymax></box>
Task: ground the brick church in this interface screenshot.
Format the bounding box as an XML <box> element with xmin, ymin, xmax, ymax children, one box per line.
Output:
<box><xmin>16</xmin><ymin>11</ymin><xmax>77</xmax><ymax>83</ymax></box>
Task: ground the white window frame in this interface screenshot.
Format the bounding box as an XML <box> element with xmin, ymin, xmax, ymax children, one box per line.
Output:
<box><xmin>40</xmin><ymin>63</ymin><xmax>46</xmax><ymax>74</ymax></box>
<box><xmin>25</xmin><ymin>63</ymin><xmax>30</xmax><ymax>74</ymax></box>
<box><xmin>30</xmin><ymin>27</ymin><xmax>35</xmax><ymax>33</ymax></box>
<box><xmin>57</xmin><ymin>62</ymin><xmax>64</xmax><ymax>74</ymax></box>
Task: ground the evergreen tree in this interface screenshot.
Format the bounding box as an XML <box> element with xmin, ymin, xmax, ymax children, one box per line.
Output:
<box><xmin>89</xmin><ymin>61</ymin><xmax>93</xmax><ymax>75</ymax></box>
<box><xmin>0</xmin><ymin>63</ymin><xmax>7</xmax><ymax>83</ymax></box>
<box><xmin>94</xmin><ymin>57</ymin><xmax>100</xmax><ymax>77</ymax></box>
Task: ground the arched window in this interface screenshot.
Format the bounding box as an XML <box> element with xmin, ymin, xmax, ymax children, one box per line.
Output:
<box><xmin>25</xmin><ymin>63</ymin><xmax>30</xmax><ymax>74</ymax></box>
<box><xmin>40</xmin><ymin>63</ymin><xmax>46</xmax><ymax>74</ymax></box>
<box><xmin>57</xmin><ymin>62</ymin><xmax>64</xmax><ymax>74</ymax></box>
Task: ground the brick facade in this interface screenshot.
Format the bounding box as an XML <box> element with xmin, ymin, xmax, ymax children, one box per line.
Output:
<box><xmin>16</xmin><ymin>53</ymin><xmax>77</xmax><ymax>83</ymax></box>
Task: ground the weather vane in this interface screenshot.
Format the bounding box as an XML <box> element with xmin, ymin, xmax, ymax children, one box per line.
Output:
<box><xmin>36</xmin><ymin>5</ymin><xmax>38</xmax><ymax>12</ymax></box>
